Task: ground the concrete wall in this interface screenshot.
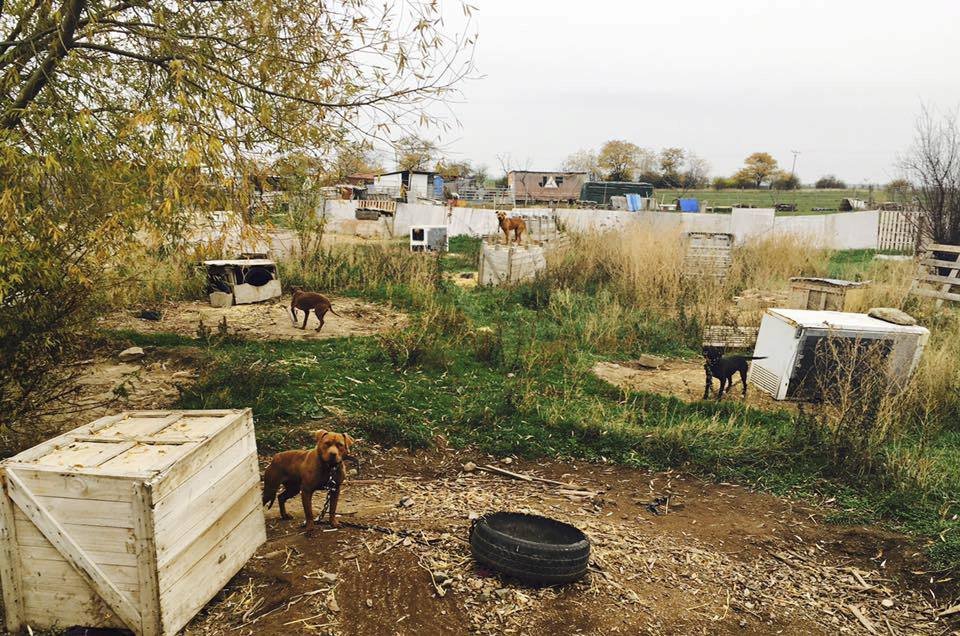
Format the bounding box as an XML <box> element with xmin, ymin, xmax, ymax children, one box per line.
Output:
<box><xmin>319</xmin><ymin>200</ymin><xmax>883</xmax><ymax>250</ymax></box>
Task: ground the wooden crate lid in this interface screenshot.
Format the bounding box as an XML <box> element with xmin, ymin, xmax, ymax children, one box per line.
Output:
<box><xmin>2</xmin><ymin>410</ymin><xmax>247</xmax><ymax>477</ymax></box>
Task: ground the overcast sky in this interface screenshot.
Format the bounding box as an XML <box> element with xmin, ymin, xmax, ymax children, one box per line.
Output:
<box><xmin>380</xmin><ymin>0</ymin><xmax>960</xmax><ymax>184</ymax></box>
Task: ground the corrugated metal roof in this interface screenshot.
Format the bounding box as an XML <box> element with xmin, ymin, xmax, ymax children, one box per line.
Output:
<box><xmin>766</xmin><ymin>308</ymin><xmax>928</xmax><ymax>334</ymax></box>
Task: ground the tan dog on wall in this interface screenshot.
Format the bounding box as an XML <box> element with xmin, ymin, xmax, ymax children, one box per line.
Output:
<box><xmin>262</xmin><ymin>430</ymin><xmax>355</xmax><ymax>529</ymax></box>
<box><xmin>290</xmin><ymin>287</ymin><xmax>339</xmax><ymax>331</ymax></box>
<box><xmin>496</xmin><ymin>211</ymin><xmax>526</xmax><ymax>244</ymax></box>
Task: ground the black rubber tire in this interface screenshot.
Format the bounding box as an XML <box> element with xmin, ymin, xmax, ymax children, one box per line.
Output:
<box><xmin>470</xmin><ymin>512</ymin><xmax>590</xmax><ymax>585</ymax></box>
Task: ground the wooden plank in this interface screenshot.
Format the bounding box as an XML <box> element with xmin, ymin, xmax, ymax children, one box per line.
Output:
<box><xmin>0</xmin><ymin>472</ymin><xmax>24</xmax><ymax>633</ymax></box>
<box><xmin>161</xmin><ymin>414</ymin><xmax>237</xmax><ymax>438</ymax></box>
<box><xmin>158</xmin><ymin>487</ymin><xmax>261</xmax><ymax>592</ymax></box>
<box><xmin>133</xmin><ymin>482</ymin><xmax>161</xmax><ymax>636</ymax></box>
<box><xmin>21</xmin><ymin>543</ymin><xmax>137</xmax><ymax>568</ymax></box>
<box><xmin>34</xmin><ymin>495</ymin><xmax>133</xmax><ymax>528</ymax></box>
<box><xmin>20</xmin><ymin>556</ymin><xmax>140</xmax><ymax>592</ymax></box>
<box><xmin>7</xmin><ymin>414</ymin><xmax>126</xmax><ymax>464</ymax></box>
<box><xmin>151</xmin><ymin>411</ymin><xmax>252</xmax><ymax>501</ymax></box>
<box><xmin>161</xmin><ymin>501</ymin><xmax>266</xmax><ymax>635</ymax></box>
<box><xmin>74</xmin><ymin>435</ymin><xmax>199</xmax><ymax>445</ymax></box>
<box><xmin>928</xmin><ymin>243</ymin><xmax>960</xmax><ymax>254</ymax></box>
<box><xmin>155</xmin><ymin>455</ymin><xmax>259</xmax><ymax>563</ymax></box>
<box><xmin>920</xmin><ymin>258</ymin><xmax>960</xmax><ymax>269</ymax></box>
<box><xmin>9</xmin><ymin>468</ymin><xmax>134</xmax><ymax>502</ymax></box>
<box><xmin>5</xmin><ymin>470</ymin><xmax>141</xmax><ymax>631</ymax></box>
<box><xmin>918</xmin><ymin>273</ymin><xmax>960</xmax><ymax>286</ymax></box>
<box><xmin>94</xmin><ymin>412</ymin><xmax>184</xmax><ymax>440</ymax></box>
<box><xmin>910</xmin><ymin>287</ymin><xmax>960</xmax><ymax>302</ymax></box>
<box><xmin>25</xmin><ymin>440</ymin><xmax>137</xmax><ymax>470</ymax></box>
<box><xmin>23</xmin><ymin>587</ymin><xmax>126</xmax><ymax>629</ymax></box>
<box><xmin>152</xmin><ymin>434</ymin><xmax>253</xmax><ymax>522</ymax></box>
<box><xmin>14</xmin><ymin>510</ymin><xmax>136</xmax><ymax>554</ymax></box>
<box><xmin>98</xmin><ymin>442</ymin><xmax>197</xmax><ymax>475</ymax></box>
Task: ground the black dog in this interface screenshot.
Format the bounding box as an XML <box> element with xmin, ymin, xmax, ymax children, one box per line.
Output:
<box><xmin>703</xmin><ymin>347</ymin><xmax>766</xmax><ymax>400</ymax></box>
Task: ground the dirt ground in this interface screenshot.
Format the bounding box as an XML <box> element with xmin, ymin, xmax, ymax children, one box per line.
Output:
<box><xmin>183</xmin><ymin>448</ymin><xmax>955</xmax><ymax>636</ymax></box>
<box><xmin>26</xmin><ymin>351</ymin><xmax>959</xmax><ymax>635</ymax></box>
<box><xmin>101</xmin><ymin>295</ymin><xmax>407</xmax><ymax>341</ymax></box>
<box><xmin>593</xmin><ymin>360</ymin><xmax>796</xmax><ymax>412</ymax></box>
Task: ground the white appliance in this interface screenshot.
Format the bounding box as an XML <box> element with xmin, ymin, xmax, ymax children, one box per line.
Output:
<box><xmin>748</xmin><ymin>308</ymin><xmax>929</xmax><ymax>400</ymax></box>
<box><xmin>410</xmin><ymin>225</ymin><xmax>448</xmax><ymax>252</ymax></box>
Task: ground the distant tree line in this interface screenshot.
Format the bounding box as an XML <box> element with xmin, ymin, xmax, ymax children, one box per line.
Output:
<box><xmin>562</xmin><ymin>141</ymin><xmax>710</xmax><ymax>189</ymax></box>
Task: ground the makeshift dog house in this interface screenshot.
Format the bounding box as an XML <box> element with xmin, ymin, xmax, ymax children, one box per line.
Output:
<box><xmin>748</xmin><ymin>309</ymin><xmax>929</xmax><ymax>400</ymax></box>
<box><xmin>788</xmin><ymin>277</ymin><xmax>868</xmax><ymax>312</ymax></box>
<box><xmin>478</xmin><ymin>242</ymin><xmax>548</xmax><ymax>286</ymax></box>
<box><xmin>0</xmin><ymin>409</ymin><xmax>265</xmax><ymax>635</ymax></box>
<box><xmin>410</xmin><ymin>225</ymin><xmax>448</xmax><ymax>252</ymax></box>
<box><xmin>204</xmin><ymin>258</ymin><xmax>282</xmax><ymax>307</ymax></box>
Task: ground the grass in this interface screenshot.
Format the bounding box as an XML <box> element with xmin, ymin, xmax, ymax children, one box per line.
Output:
<box><xmin>104</xmin><ymin>234</ymin><xmax>960</xmax><ymax>571</ymax></box>
<box><xmin>656</xmin><ymin>188</ymin><xmax>889</xmax><ymax>215</ymax></box>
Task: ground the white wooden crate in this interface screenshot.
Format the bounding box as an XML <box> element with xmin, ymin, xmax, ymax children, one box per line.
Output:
<box><xmin>0</xmin><ymin>409</ymin><xmax>265</xmax><ymax>635</ymax></box>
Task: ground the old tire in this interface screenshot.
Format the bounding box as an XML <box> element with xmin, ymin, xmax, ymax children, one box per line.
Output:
<box><xmin>469</xmin><ymin>512</ymin><xmax>590</xmax><ymax>585</ymax></box>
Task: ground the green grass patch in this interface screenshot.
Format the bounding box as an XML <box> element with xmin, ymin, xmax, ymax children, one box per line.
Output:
<box><xmin>657</xmin><ymin>188</ymin><xmax>886</xmax><ymax>215</ymax></box>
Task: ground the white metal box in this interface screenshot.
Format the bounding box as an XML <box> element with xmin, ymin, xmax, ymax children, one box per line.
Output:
<box><xmin>410</xmin><ymin>225</ymin><xmax>448</xmax><ymax>252</ymax></box>
<box><xmin>0</xmin><ymin>409</ymin><xmax>265</xmax><ymax>635</ymax></box>
<box><xmin>748</xmin><ymin>309</ymin><xmax>929</xmax><ymax>400</ymax></box>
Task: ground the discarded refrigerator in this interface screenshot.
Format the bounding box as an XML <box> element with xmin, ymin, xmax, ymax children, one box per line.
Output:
<box><xmin>748</xmin><ymin>308</ymin><xmax>929</xmax><ymax>400</ymax></box>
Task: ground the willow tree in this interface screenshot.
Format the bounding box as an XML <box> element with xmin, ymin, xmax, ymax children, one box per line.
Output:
<box><xmin>0</xmin><ymin>0</ymin><xmax>474</xmax><ymax>432</ymax></box>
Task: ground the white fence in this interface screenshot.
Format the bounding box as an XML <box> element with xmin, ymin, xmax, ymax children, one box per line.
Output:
<box><xmin>319</xmin><ymin>200</ymin><xmax>905</xmax><ymax>251</ymax></box>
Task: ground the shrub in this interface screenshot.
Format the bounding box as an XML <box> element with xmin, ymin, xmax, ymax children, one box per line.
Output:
<box><xmin>815</xmin><ymin>175</ymin><xmax>847</xmax><ymax>189</ymax></box>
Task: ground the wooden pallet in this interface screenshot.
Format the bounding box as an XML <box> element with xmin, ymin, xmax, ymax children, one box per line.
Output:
<box><xmin>702</xmin><ymin>325</ymin><xmax>759</xmax><ymax>349</ymax></box>
<box><xmin>684</xmin><ymin>232</ymin><xmax>733</xmax><ymax>280</ymax></box>
<box><xmin>909</xmin><ymin>243</ymin><xmax>960</xmax><ymax>307</ymax></box>
<box><xmin>357</xmin><ymin>199</ymin><xmax>398</xmax><ymax>215</ymax></box>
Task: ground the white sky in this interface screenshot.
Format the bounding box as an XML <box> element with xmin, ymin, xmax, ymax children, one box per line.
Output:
<box><xmin>380</xmin><ymin>0</ymin><xmax>960</xmax><ymax>184</ymax></box>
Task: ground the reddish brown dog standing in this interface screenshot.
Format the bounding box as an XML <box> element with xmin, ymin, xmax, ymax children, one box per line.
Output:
<box><xmin>496</xmin><ymin>211</ymin><xmax>526</xmax><ymax>244</ymax></box>
<box><xmin>261</xmin><ymin>429</ymin><xmax>355</xmax><ymax>530</ymax></box>
<box><xmin>290</xmin><ymin>287</ymin><xmax>339</xmax><ymax>331</ymax></box>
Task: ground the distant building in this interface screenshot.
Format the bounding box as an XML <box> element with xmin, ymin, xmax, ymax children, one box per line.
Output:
<box><xmin>345</xmin><ymin>172</ymin><xmax>376</xmax><ymax>187</ymax></box>
<box><xmin>508</xmin><ymin>171</ymin><xmax>586</xmax><ymax>203</ymax></box>
<box><xmin>370</xmin><ymin>170</ymin><xmax>436</xmax><ymax>201</ymax></box>
<box><xmin>579</xmin><ymin>181</ymin><xmax>654</xmax><ymax>206</ymax></box>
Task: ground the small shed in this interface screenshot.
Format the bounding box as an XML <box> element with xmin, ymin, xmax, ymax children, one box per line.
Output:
<box><xmin>508</xmin><ymin>171</ymin><xmax>586</xmax><ymax>203</ymax></box>
<box><xmin>204</xmin><ymin>258</ymin><xmax>282</xmax><ymax>307</ymax></box>
<box><xmin>0</xmin><ymin>409</ymin><xmax>265</xmax><ymax>635</ymax></box>
<box><xmin>579</xmin><ymin>181</ymin><xmax>654</xmax><ymax>206</ymax></box>
<box><xmin>789</xmin><ymin>277</ymin><xmax>868</xmax><ymax>312</ymax></box>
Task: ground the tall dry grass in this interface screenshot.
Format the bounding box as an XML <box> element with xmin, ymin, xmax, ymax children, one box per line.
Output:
<box><xmin>545</xmin><ymin>226</ymin><xmax>833</xmax><ymax>334</ymax></box>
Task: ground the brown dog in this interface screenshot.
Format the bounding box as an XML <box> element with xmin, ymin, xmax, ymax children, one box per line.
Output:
<box><xmin>261</xmin><ymin>429</ymin><xmax>355</xmax><ymax>530</ymax></box>
<box><xmin>290</xmin><ymin>287</ymin><xmax>339</xmax><ymax>331</ymax></box>
<box><xmin>496</xmin><ymin>211</ymin><xmax>526</xmax><ymax>244</ymax></box>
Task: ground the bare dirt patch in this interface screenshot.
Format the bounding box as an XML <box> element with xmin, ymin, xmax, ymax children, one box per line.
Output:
<box><xmin>593</xmin><ymin>360</ymin><xmax>796</xmax><ymax>412</ymax></box>
<box><xmin>184</xmin><ymin>448</ymin><xmax>953</xmax><ymax>636</ymax></box>
<box><xmin>101</xmin><ymin>296</ymin><xmax>407</xmax><ymax>341</ymax></box>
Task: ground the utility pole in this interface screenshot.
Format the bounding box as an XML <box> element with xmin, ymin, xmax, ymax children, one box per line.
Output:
<box><xmin>790</xmin><ymin>150</ymin><xmax>800</xmax><ymax>180</ymax></box>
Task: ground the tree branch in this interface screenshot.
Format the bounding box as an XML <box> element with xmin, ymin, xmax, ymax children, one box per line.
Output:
<box><xmin>1</xmin><ymin>0</ymin><xmax>88</xmax><ymax>129</ymax></box>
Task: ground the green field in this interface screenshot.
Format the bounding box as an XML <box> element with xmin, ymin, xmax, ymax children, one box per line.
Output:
<box><xmin>657</xmin><ymin>188</ymin><xmax>886</xmax><ymax>215</ymax></box>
